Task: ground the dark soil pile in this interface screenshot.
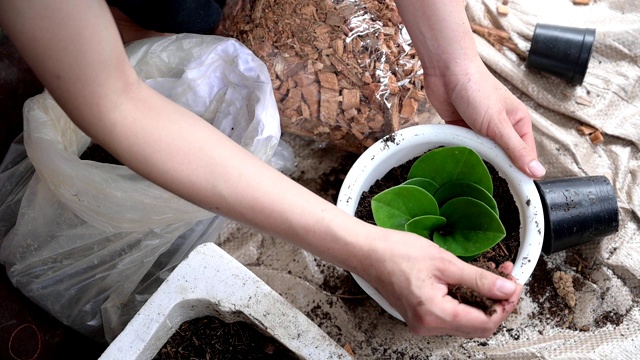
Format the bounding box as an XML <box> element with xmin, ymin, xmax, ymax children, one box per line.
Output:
<box><xmin>354</xmin><ymin>154</ymin><xmax>521</xmax><ymax>314</ymax></box>
<box><xmin>525</xmin><ymin>249</ymin><xmax>627</xmax><ymax>331</ymax></box>
<box><xmin>153</xmin><ymin>316</ymin><xmax>298</xmax><ymax>360</ymax></box>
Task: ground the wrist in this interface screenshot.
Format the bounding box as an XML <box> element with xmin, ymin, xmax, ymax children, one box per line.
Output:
<box><xmin>333</xmin><ymin>219</ymin><xmax>387</xmax><ymax>276</ymax></box>
<box><xmin>396</xmin><ymin>0</ymin><xmax>481</xmax><ymax>75</ymax></box>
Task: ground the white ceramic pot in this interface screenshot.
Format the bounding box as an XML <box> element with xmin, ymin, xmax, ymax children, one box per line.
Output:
<box><xmin>336</xmin><ymin>124</ymin><xmax>544</xmax><ymax>321</ymax></box>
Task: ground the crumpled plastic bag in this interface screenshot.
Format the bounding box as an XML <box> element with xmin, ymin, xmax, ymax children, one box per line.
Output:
<box><xmin>0</xmin><ymin>33</ymin><xmax>294</xmax><ymax>342</ymax></box>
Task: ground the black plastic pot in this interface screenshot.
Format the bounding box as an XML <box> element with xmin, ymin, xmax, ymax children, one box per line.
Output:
<box><xmin>526</xmin><ymin>23</ymin><xmax>596</xmax><ymax>85</ymax></box>
<box><xmin>534</xmin><ymin>176</ymin><xmax>619</xmax><ymax>255</ymax></box>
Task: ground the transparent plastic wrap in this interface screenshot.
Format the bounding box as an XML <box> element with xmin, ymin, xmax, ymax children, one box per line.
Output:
<box><xmin>0</xmin><ymin>34</ymin><xmax>293</xmax><ymax>342</ymax></box>
<box><xmin>0</xmin><ymin>135</ymin><xmax>33</xmax><ymax>240</ymax></box>
<box><xmin>217</xmin><ymin>0</ymin><xmax>441</xmax><ymax>153</ymax></box>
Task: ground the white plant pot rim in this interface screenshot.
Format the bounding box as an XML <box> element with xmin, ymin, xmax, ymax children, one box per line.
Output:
<box><xmin>336</xmin><ymin>124</ymin><xmax>544</xmax><ymax>322</ymax></box>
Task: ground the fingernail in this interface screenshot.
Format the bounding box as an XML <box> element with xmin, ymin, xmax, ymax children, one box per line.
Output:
<box><xmin>527</xmin><ymin>160</ymin><xmax>546</xmax><ymax>178</ymax></box>
<box><xmin>496</xmin><ymin>278</ymin><xmax>516</xmax><ymax>296</ymax></box>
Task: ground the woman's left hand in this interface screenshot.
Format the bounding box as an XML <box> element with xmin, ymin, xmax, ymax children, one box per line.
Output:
<box><xmin>423</xmin><ymin>58</ymin><xmax>546</xmax><ymax>179</ymax></box>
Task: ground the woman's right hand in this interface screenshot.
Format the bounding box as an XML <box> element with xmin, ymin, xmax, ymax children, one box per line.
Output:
<box><xmin>353</xmin><ymin>226</ymin><xmax>523</xmax><ymax>338</ymax></box>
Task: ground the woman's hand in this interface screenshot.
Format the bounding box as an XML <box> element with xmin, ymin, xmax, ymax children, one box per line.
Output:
<box><xmin>355</xmin><ymin>227</ymin><xmax>523</xmax><ymax>338</ymax></box>
<box><xmin>396</xmin><ymin>0</ymin><xmax>546</xmax><ymax>179</ymax></box>
<box><xmin>424</xmin><ymin>59</ymin><xmax>546</xmax><ymax>179</ymax></box>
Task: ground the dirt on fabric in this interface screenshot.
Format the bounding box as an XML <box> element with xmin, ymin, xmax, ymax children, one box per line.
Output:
<box><xmin>525</xmin><ymin>249</ymin><xmax>629</xmax><ymax>332</ymax></box>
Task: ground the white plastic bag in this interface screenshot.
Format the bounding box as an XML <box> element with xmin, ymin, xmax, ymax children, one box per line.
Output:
<box><xmin>0</xmin><ymin>34</ymin><xmax>294</xmax><ymax>342</ymax></box>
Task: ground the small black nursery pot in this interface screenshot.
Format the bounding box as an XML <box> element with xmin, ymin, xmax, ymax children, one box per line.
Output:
<box><xmin>535</xmin><ymin>176</ymin><xmax>619</xmax><ymax>255</ymax></box>
<box><xmin>526</xmin><ymin>23</ymin><xmax>596</xmax><ymax>85</ymax></box>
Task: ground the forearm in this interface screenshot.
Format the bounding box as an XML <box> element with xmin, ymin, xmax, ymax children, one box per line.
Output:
<box><xmin>395</xmin><ymin>0</ymin><xmax>480</xmax><ymax>73</ymax></box>
<box><xmin>105</xmin><ymin>84</ymin><xmax>377</xmax><ymax>273</ymax></box>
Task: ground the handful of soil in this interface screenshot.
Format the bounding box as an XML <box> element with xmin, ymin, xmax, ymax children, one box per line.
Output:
<box><xmin>447</xmin><ymin>261</ymin><xmax>511</xmax><ymax>315</ymax></box>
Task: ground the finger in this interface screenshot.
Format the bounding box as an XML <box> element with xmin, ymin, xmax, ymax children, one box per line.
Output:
<box><xmin>488</xmin><ymin>112</ymin><xmax>546</xmax><ymax>179</ymax></box>
<box><xmin>410</xmin><ymin>295</ymin><xmax>509</xmax><ymax>338</ymax></box>
<box><xmin>497</xmin><ymin>261</ymin><xmax>514</xmax><ymax>274</ymax></box>
<box><xmin>437</xmin><ymin>258</ymin><xmax>520</xmax><ymax>300</ymax></box>
<box><xmin>492</xmin><ymin>281</ymin><xmax>523</xmax><ymax>319</ymax></box>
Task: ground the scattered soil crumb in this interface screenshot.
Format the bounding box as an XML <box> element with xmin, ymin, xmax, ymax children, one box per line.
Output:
<box><xmin>526</xmin><ymin>258</ymin><xmax>572</xmax><ymax>327</ymax></box>
<box><xmin>552</xmin><ymin>271</ymin><xmax>576</xmax><ymax>308</ymax></box>
<box><xmin>595</xmin><ymin>310</ymin><xmax>625</xmax><ymax>328</ymax></box>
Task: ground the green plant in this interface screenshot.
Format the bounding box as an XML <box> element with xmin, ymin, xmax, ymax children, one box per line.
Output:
<box><xmin>371</xmin><ymin>146</ymin><xmax>505</xmax><ymax>259</ymax></box>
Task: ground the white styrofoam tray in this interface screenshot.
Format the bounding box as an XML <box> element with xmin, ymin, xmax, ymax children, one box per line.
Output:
<box><xmin>100</xmin><ymin>242</ymin><xmax>351</xmax><ymax>359</ymax></box>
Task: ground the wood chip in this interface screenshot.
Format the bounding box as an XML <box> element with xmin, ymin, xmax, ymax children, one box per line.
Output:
<box><xmin>283</xmin><ymin>88</ymin><xmax>302</xmax><ymax>110</ymax></box>
<box><xmin>344</xmin><ymin>107</ymin><xmax>358</xmax><ymax>119</ymax></box>
<box><xmin>320</xmin><ymin>88</ymin><xmax>340</xmax><ymax>125</ymax></box>
<box><xmin>573</xmin><ymin>0</ymin><xmax>591</xmax><ymax>5</ymax></box>
<box><xmin>325</xmin><ymin>13</ymin><xmax>345</xmax><ymax>27</ymax></box>
<box><xmin>301</xmin><ymin>83</ymin><xmax>320</xmax><ymax>118</ymax></box>
<box><xmin>342</xmin><ymin>89</ymin><xmax>360</xmax><ymax>111</ymax></box>
<box><xmin>344</xmin><ymin>343</ymin><xmax>356</xmax><ymax>357</ymax></box>
<box><xmin>471</xmin><ymin>23</ymin><xmax>526</xmax><ymax>60</ymax></box>
<box><xmin>400</xmin><ymin>97</ymin><xmax>418</xmax><ymax>119</ymax></box>
<box><xmin>497</xmin><ymin>4</ymin><xmax>510</xmax><ymax>15</ymax></box>
<box><xmin>327</xmin><ymin>54</ymin><xmax>364</xmax><ymax>87</ymax></box>
<box><xmin>315</xmin><ymin>24</ymin><xmax>333</xmax><ymax>36</ymax></box>
<box><xmin>387</xmin><ymin>94</ymin><xmax>401</xmax><ymax>132</ymax></box>
<box><xmin>387</xmin><ymin>74</ymin><xmax>399</xmax><ymax>94</ymax></box>
<box><xmin>575</xmin><ymin>95</ymin><xmax>593</xmax><ymax>106</ymax></box>
<box><xmin>576</xmin><ymin>124</ymin><xmax>598</xmax><ymax>135</ymax></box>
<box><xmin>590</xmin><ymin>130</ymin><xmax>604</xmax><ymax>145</ymax></box>
<box><xmin>318</xmin><ymin>72</ymin><xmax>339</xmax><ymax>91</ymax></box>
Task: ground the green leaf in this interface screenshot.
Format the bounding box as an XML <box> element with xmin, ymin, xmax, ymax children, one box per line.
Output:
<box><xmin>433</xmin><ymin>198</ymin><xmax>505</xmax><ymax>257</ymax></box>
<box><xmin>407</xmin><ymin>146</ymin><xmax>493</xmax><ymax>195</ymax></box>
<box><xmin>405</xmin><ymin>215</ymin><xmax>446</xmax><ymax>239</ymax></box>
<box><xmin>371</xmin><ymin>185</ymin><xmax>439</xmax><ymax>231</ymax></box>
<box><xmin>402</xmin><ymin>178</ymin><xmax>439</xmax><ymax>196</ymax></box>
<box><xmin>434</xmin><ymin>181</ymin><xmax>499</xmax><ymax>215</ymax></box>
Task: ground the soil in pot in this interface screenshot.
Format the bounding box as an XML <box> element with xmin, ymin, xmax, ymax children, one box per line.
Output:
<box><xmin>354</xmin><ymin>153</ymin><xmax>521</xmax><ymax>314</ymax></box>
<box><xmin>153</xmin><ymin>316</ymin><xmax>298</xmax><ymax>360</ymax></box>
